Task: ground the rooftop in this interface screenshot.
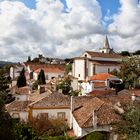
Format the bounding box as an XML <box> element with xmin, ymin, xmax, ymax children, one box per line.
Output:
<box><xmin>86</xmin><ymin>51</ymin><xmax>122</xmax><ymax>59</ymax></box>
<box><xmin>29</xmin><ymin>92</ymin><xmax>70</xmax><ymax>108</ymax></box>
<box><xmin>6</xmin><ymin>100</ymin><xmax>32</xmax><ymax>112</ymax></box>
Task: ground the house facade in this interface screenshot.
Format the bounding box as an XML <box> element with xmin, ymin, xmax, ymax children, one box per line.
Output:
<box><xmin>72</xmin><ymin>36</ymin><xmax>122</xmax><ymax>81</ymax></box>
<box><xmin>28</xmin><ymin>92</ymin><xmax>72</xmax><ymax>127</ymax></box>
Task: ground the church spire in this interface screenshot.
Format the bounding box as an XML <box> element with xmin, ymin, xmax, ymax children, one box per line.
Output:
<box><xmin>103</xmin><ymin>35</ymin><xmax>110</xmax><ymax>49</ymax></box>
<box><xmin>99</xmin><ymin>35</ymin><xmax>113</xmax><ymax>53</ymax></box>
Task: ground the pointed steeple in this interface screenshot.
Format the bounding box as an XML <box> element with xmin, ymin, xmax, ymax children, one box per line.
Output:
<box><xmin>103</xmin><ymin>35</ymin><xmax>110</xmax><ymax>49</ymax></box>
<box><xmin>99</xmin><ymin>35</ymin><xmax>113</xmax><ymax>53</ymax></box>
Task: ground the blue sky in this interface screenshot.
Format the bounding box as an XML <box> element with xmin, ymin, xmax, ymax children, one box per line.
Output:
<box><xmin>21</xmin><ymin>0</ymin><xmax>120</xmax><ymax>18</ymax></box>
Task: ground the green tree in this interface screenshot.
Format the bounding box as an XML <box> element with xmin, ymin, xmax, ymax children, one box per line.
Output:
<box><xmin>14</xmin><ymin>123</ymin><xmax>37</xmax><ymax>140</ymax></box>
<box><xmin>30</xmin><ymin>115</ymin><xmax>67</xmax><ymax>137</ymax></box>
<box><xmin>0</xmin><ymin>95</ymin><xmax>15</xmax><ymax>140</ymax></box>
<box><xmin>56</xmin><ymin>76</ymin><xmax>72</xmax><ymax>95</ymax></box>
<box><xmin>133</xmin><ymin>50</ymin><xmax>140</xmax><ymax>55</ymax></box>
<box><xmin>119</xmin><ymin>57</ymin><xmax>140</xmax><ymax>89</ymax></box>
<box><xmin>116</xmin><ymin>105</ymin><xmax>140</xmax><ymax>140</ymax></box>
<box><xmin>17</xmin><ymin>68</ymin><xmax>26</xmax><ymax>88</ymax></box>
<box><xmin>120</xmin><ymin>51</ymin><xmax>130</xmax><ymax>56</ymax></box>
<box><xmin>27</xmin><ymin>56</ymin><xmax>31</xmax><ymax>62</ymax></box>
<box><xmin>65</xmin><ymin>64</ymin><xmax>72</xmax><ymax>74</ymax></box>
<box><xmin>37</xmin><ymin>69</ymin><xmax>46</xmax><ymax>85</ymax></box>
<box><xmin>86</xmin><ymin>131</ymin><xmax>107</xmax><ymax>140</ymax></box>
<box><xmin>0</xmin><ymin>75</ymin><xmax>9</xmax><ymax>91</ymax></box>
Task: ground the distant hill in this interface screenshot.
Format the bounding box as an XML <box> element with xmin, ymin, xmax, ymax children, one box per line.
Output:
<box><xmin>0</xmin><ymin>61</ymin><xmax>16</xmax><ymax>68</ymax></box>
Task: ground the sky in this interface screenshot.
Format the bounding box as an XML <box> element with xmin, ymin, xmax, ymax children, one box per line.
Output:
<box><xmin>0</xmin><ymin>0</ymin><xmax>140</xmax><ymax>62</ymax></box>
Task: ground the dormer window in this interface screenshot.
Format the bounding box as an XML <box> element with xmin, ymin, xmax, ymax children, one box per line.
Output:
<box><xmin>85</xmin><ymin>54</ymin><xmax>87</xmax><ymax>57</ymax></box>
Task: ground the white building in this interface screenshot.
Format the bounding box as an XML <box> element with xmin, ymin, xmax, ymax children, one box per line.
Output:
<box><xmin>72</xmin><ymin>36</ymin><xmax>122</xmax><ymax>81</ymax></box>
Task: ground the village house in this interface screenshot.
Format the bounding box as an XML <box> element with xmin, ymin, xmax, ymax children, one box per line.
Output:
<box><xmin>25</xmin><ymin>63</ymin><xmax>65</xmax><ymax>80</ymax></box>
<box><xmin>78</xmin><ymin>73</ymin><xmax>122</xmax><ymax>95</ymax></box>
<box><xmin>33</xmin><ymin>67</ymin><xmax>64</xmax><ymax>81</ymax></box>
<box><xmin>28</xmin><ymin>92</ymin><xmax>72</xmax><ymax>127</ymax></box>
<box><xmin>6</xmin><ymin>100</ymin><xmax>32</xmax><ymax>121</ymax></box>
<box><xmin>10</xmin><ymin>64</ymin><xmax>25</xmax><ymax>79</ymax></box>
<box><xmin>72</xmin><ymin>36</ymin><xmax>122</xmax><ymax>81</ymax></box>
<box><xmin>6</xmin><ymin>88</ymin><xmax>140</xmax><ymax>139</ymax></box>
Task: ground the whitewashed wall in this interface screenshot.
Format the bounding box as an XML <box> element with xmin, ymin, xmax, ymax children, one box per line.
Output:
<box><xmin>10</xmin><ymin>111</ymin><xmax>28</xmax><ymax>122</ymax></box>
<box><xmin>15</xmin><ymin>94</ymin><xmax>28</xmax><ymax>101</ymax></box>
<box><xmin>72</xmin><ymin>116</ymin><xmax>82</xmax><ymax>137</ymax></box>
<box><xmin>32</xmin><ymin>108</ymin><xmax>71</xmax><ymax>127</ymax></box>
<box><xmin>95</xmin><ymin>65</ymin><xmax>120</xmax><ymax>74</ymax></box>
<box><xmin>33</xmin><ymin>72</ymin><xmax>64</xmax><ymax>80</ymax></box>
<box><xmin>73</xmin><ymin>59</ymin><xmax>85</xmax><ymax>80</ymax></box>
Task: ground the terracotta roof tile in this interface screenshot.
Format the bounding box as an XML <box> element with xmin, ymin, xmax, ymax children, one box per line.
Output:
<box><xmin>90</xmin><ymin>73</ymin><xmax>116</xmax><ymax>81</ymax></box>
<box><xmin>86</xmin><ymin>51</ymin><xmax>122</xmax><ymax>59</ymax></box>
<box><xmin>28</xmin><ymin>64</ymin><xmax>65</xmax><ymax>72</ymax></box>
<box><xmin>10</xmin><ymin>86</ymin><xmax>29</xmax><ymax>95</ymax></box>
<box><xmin>73</xmin><ymin>97</ymin><xmax>104</xmax><ymax>128</ymax></box>
<box><xmin>6</xmin><ymin>101</ymin><xmax>32</xmax><ymax>112</ymax></box>
<box><xmin>92</xmin><ymin>60</ymin><xmax>122</xmax><ymax>66</ymax></box>
<box><xmin>34</xmin><ymin>67</ymin><xmax>64</xmax><ymax>73</ymax></box>
<box><xmin>29</xmin><ymin>92</ymin><xmax>70</xmax><ymax>108</ymax></box>
<box><xmin>88</xmin><ymin>90</ymin><xmax>115</xmax><ymax>97</ymax></box>
<box><xmin>97</xmin><ymin>103</ymin><xmax>120</xmax><ymax>125</ymax></box>
<box><xmin>15</xmin><ymin>86</ymin><xmax>29</xmax><ymax>95</ymax></box>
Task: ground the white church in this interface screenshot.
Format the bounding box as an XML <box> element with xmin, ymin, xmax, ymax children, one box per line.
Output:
<box><xmin>72</xmin><ymin>36</ymin><xmax>122</xmax><ymax>81</ymax></box>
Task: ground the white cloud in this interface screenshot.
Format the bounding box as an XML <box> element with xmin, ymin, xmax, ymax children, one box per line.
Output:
<box><xmin>0</xmin><ymin>0</ymin><xmax>107</xmax><ymax>62</ymax></box>
<box><xmin>108</xmin><ymin>0</ymin><xmax>140</xmax><ymax>52</ymax></box>
<box><xmin>1</xmin><ymin>0</ymin><xmax>140</xmax><ymax>62</ymax></box>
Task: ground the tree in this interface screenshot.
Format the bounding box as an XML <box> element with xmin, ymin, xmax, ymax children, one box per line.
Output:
<box><xmin>37</xmin><ymin>69</ymin><xmax>46</xmax><ymax>85</ymax></box>
<box><xmin>86</xmin><ymin>131</ymin><xmax>107</xmax><ymax>140</ymax></box>
<box><xmin>133</xmin><ymin>50</ymin><xmax>140</xmax><ymax>55</ymax></box>
<box><xmin>0</xmin><ymin>74</ymin><xmax>14</xmax><ymax>104</ymax></box>
<box><xmin>14</xmin><ymin>123</ymin><xmax>37</xmax><ymax>140</ymax></box>
<box><xmin>30</xmin><ymin>115</ymin><xmax>67</xmax><ymax>137</ymax></box>
<box><xmin>120</xmin><ymin>51</ymin><xmax>130</xmax><ymax>56</ymax></box>
<box><xmin>116</xmin><ymin>105</ymin><xmax>140</xmax><ymax>140</ymax></box>
<box><xmin>119</xmin><ymin>57</ymin><xmax>140</xmax><ymax>89</ymax></box>
<box><xmin>27</xmin><ymin>56</ymin><xmax>31</xmax><ymax>62</ymax></box>
<box><xmin>0</xmin><ymin>75</ymin><xmax>9</xmax><ymax>91</ymax></box>
<box><xmin>56</xmin><ymin>76</ymin><xmax>72</xmax><ymax>95</ymax></box>
<box><xmin>0</xmin><ymin>95</ymin><xmax>15</xmax><ymax>140</ymax></box>
<box><xmin>17</xmin><ymin>68</ymin><xmax>26</xmax><ymax>88</ymax></box>
<box><xmin>65</xmin><ymin>64</ymin><xmax>72</xmax><ymax>74</ymax></box>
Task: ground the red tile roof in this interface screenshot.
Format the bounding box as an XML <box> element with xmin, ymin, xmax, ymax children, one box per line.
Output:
<box><xmin>10</xmin><ymin>86</ymin><xmax>29</xmax><ymax>95</ymax></box>
<box><xmin>29</xmin><ymin>92</ymin><xmax>70</xmax><ymax>108</ymax></box>
<box><xmin>34</xmin><ymin>67</ymin><xmax>64</xmax><ymax>74</ymax></box>
<box><xmin>88</xmin><ymin>89</ymin><xmax>115</xmax><ymax>97</ymax></box>
<box><xmin>90</xmin><ymin>73</ymin><xmax>116</xmax><ymax>81</ymax></box>
<box><xmin>86</xmin><ymin>51</ymin><xmax>122</xmax><ymax>59</ymax></box>
<box><xmin>6</xmin><ymin>101</ymin><xmax>32</xmax><ymax>112</ymax></box>
<box><xmin>97</xmin><ymin>103</ymin><xmax>120</xmax><ymax>125</ymax></box>
<box><xmin>129</xmin><ymin>89</ymin><xmax>140</xmax><ymax>97</ymax></box>
<box><xmin>94</xmin><ymin>82</ymin><xmax>106</xmax><ymax>87</ymax></box>
<box><xmin>73</xmin><ymin>97</ymin><xmax>104</xmax><ymax>128</ymax></box>
<box><xmin>28</xmin><ymin>64</ymin><xmax>65</xmax><ymax>72</ymax></box>
<box><xmin>92</xmin><ymin>60</ymin><xmax>122</xmax><ymax>66</ymax></box>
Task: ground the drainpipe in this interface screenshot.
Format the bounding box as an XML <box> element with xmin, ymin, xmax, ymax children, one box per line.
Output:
<box><xmin>93</xmin><ymin>110</ymin><xmax>97</xmax><ymax>130</ymax></box>
<box><xmin>70</xmin><ymin>96</ymin><xmax>73</xmax><ymax>129</ymax></box>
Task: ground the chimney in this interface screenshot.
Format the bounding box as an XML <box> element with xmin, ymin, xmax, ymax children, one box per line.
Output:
<box><xmin>93</xmin><ymin>110</ymin><xmax>97</xmax><ymax>130</ymax></box>
<box><xmin>38</xmin><ymin>85</ymin><xmax>45</xmax><ymax>94</ymax></box>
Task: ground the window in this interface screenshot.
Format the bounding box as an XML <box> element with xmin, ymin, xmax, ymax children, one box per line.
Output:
<box><xmin>78</xmin><ymin>74</ymin><xmax>80</xmax><ymax>77</ymax></box>
<box><xmin>57</xmin><ymin>112</ymin><xmax>66</xmax><ymax>120</ymax></box>
<box><xmin>12</xmin><ymin>113</ymin><xmax>20</xmax><ymax>118</ymax></box>
<box><xmin>108</xmin><ymin>68</ymin><xmax>110</xmax><ymax>73</ymax></box>
<box><xmin>45</xmin><ymin>75</ymin><xmax>48</xmax><ymax>80</ymax></box>
<box><xmin>38</xmin><ymin>113</ymin><xmax>48</xmax><ymax>119</ymax></box>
